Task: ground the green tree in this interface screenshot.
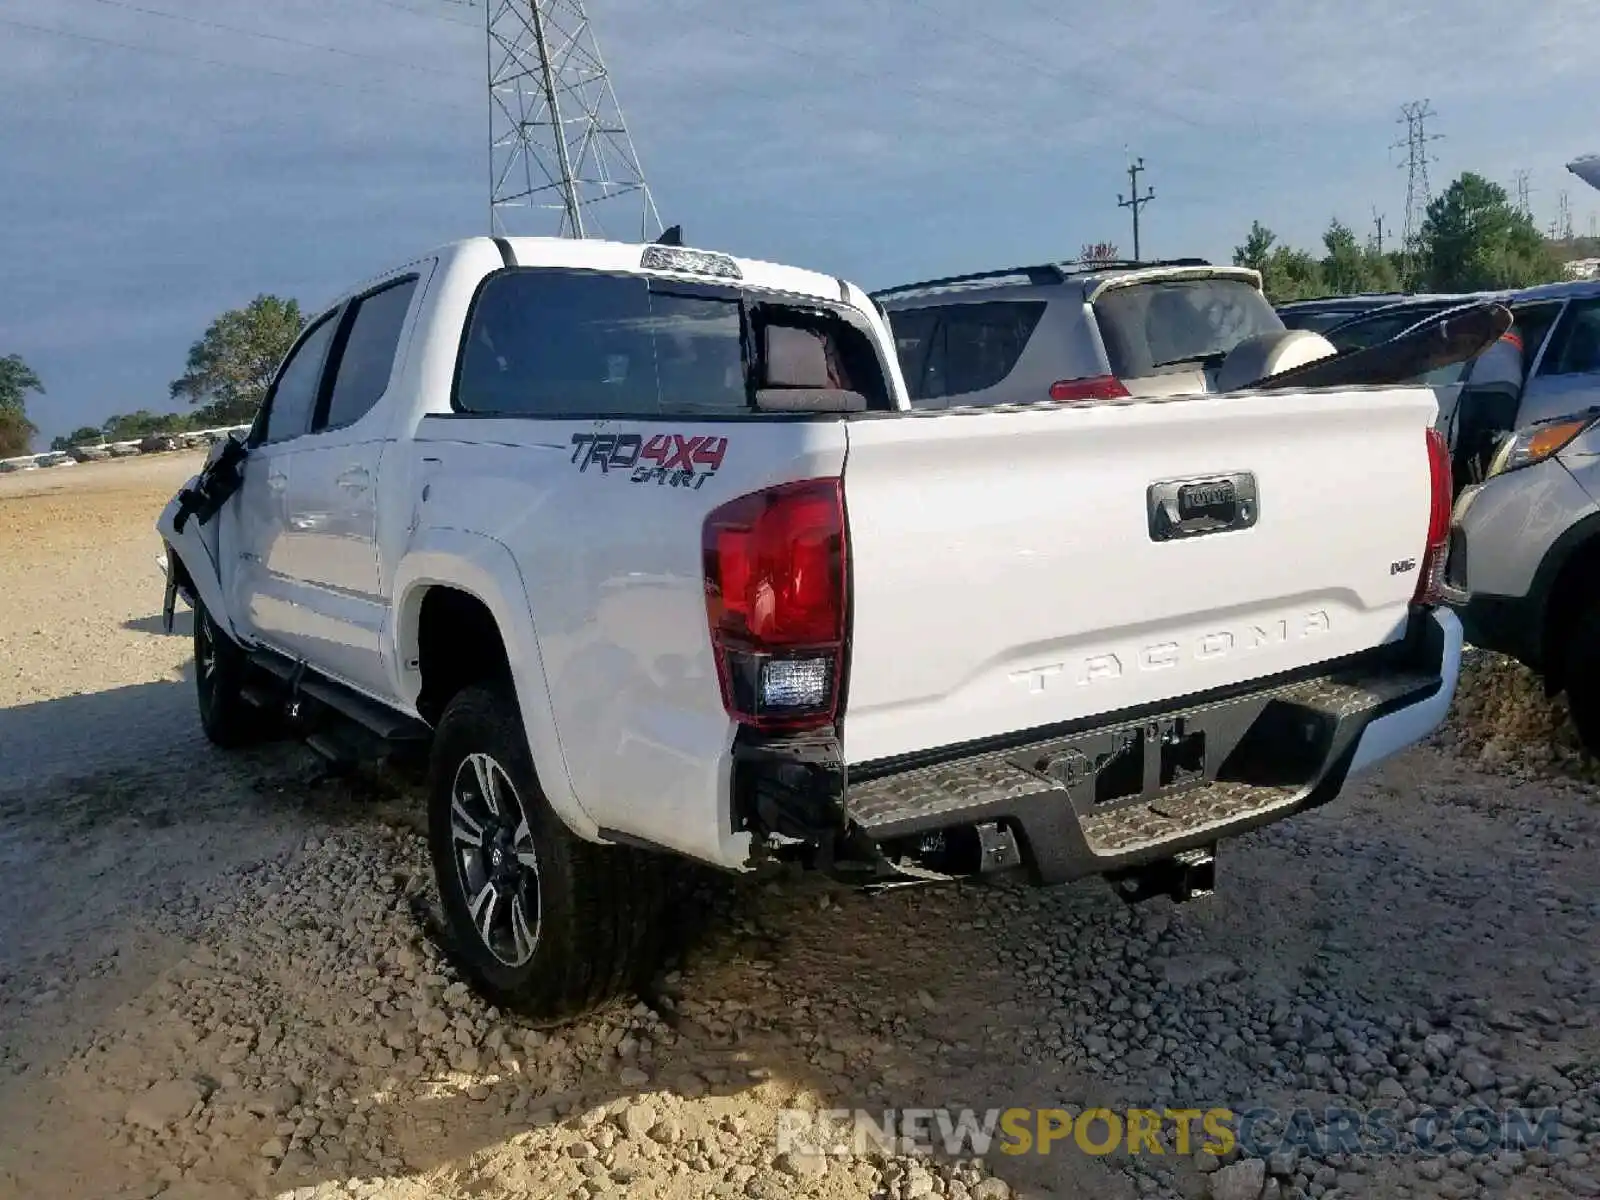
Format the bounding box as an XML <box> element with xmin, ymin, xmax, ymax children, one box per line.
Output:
<box><xmin>1232</xmin><ymin>221</ymin><xmax>1326</xmax><ymax>302</ymax></box>
<box><xmin>0</xmin><ymin>353</ymin><xmax>43</xmax><ymax>457</ymax></box>
<box><xmin>1233</xmin><ymin>221</ymin><xmax>1277</xmax><ymax>275</ymax></box>
<box><xmin>102</xmin><ymin>409</ymin><xmax>193</xmax><ymax>441</ymax></box>
<box><xmin>170</xmin><ymin>295</ymin><xmax>303</xmax><ymax>426</ymax></box>
<box><xmin>50</xmin><ymin>425</ymin><xmax>105</xmax><ymax>452</ymax></box>
<box><xmin>1418</xmin><ymin>172</ymin><xmax>1567</xmax><ymax>291</ymax></box>
<box><xmin>1262</xmin><ymin>246</ymin><xmax>1325</xmax><ymax>303</ymax></box>
<box><xmin>1319</xmin><ymin>219</ymin><xmax>1400</xmax><ymax>296</ymax></box>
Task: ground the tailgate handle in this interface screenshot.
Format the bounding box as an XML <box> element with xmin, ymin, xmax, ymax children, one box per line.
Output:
<box><xmin>1148</xmin><ymin>472</ymin><xmax>1258</xmax><ymax>541</ymax></box>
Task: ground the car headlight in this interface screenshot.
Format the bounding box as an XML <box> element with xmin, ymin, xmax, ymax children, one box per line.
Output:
<box><xmin>1486</xmin><ymin>416</ymin><xmax>1595</xmax><ymax>479</ymax></box>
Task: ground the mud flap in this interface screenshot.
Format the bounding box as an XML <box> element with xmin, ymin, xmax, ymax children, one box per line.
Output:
<box><xmin>161</xmin><ymin>563</ymin><xmax>179</xmax><ymax>634</ymax></box>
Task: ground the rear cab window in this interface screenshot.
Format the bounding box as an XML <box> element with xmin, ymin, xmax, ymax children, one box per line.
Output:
<box><xmin>453</xmin><ymin>268</ymin><xmax>891</xmax><ymax>418</ymax></box>
<box><xmin>1092</xmin><ymin>276</ymin><xmax>1281</xmax><ymax>380</ymax></box>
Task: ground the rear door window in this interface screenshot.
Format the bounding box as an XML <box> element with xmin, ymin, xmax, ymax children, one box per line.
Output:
<box><xmin>1093</xmin><ymin>278</ymin><xmax>1280</xmax><ymax>378</ymax></box>
<box><xmin>885</xmin><ymin>308</ymin><xmax>939</xmax><ymax>400</ymax></box>
<box><xmin>887</xmin><ymin>301</ymin><xmax>1044</xmax><ymax>403</ymax></box>
<box><xmin>1538</xmin><ymin>300</ymin><xmax>1600</xmax><ymax>376</ymax></box>
<box><xmin>321</xmin><ymin>276</ymin><xmax>419</xmax><ymax>431</ymax></box>
<box><xmin>939</xmin><ymin>302</ymin><xmax>1046</xmax><ymax>398</ymax></box>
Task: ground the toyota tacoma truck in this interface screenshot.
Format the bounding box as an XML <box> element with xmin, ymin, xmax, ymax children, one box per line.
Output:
<box><xmin>158</xmin><ymin>235</ymin><xmax>1467</xmax><ymax>1024</ymax></box>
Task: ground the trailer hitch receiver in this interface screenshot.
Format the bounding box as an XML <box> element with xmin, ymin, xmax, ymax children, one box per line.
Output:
<box><xmin>1108</xmin><ymin>844</ymin><xmax>1217</xmax><ymax>906</ymax></box>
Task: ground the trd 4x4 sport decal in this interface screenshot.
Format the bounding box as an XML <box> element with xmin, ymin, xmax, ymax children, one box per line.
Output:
<box><xmin>569</xmin><ymin>433</ymin><xmax>728</xmax><ymax>490</ymax></box>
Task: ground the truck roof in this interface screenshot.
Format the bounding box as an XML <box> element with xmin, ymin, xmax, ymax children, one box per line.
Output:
<box><xmin>362</xmin><ymin>235</ymin><xmax>864</xmax><ymax>313</ymax></box>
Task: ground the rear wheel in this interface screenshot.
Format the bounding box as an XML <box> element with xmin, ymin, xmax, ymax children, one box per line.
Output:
<box><xmin>193</xmin><ymin>596</ymin><xmax>258</xmax><ymax>748</ymax></box>
<box><xmin>427</xmin><ymin>683</ymin><xmax>668</xmax><ymax>1025</ymax></box>
<box><xmin>1561</xmin><ymin>602</ymin><xmax>1600</xmax><ymax>758</ymax></box>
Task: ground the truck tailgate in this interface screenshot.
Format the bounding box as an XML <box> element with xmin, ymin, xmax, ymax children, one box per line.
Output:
<box><xmin>839</xmin><ymin>387</ymin><xmax>1439</xmax><ymax>765</ymax></box>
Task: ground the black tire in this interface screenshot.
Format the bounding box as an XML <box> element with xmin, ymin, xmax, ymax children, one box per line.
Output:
<box><xmin>1562</xmin><ymin>604</ymin><xmax>1600</xmax><ymax>758</ymax></box>
<box><xmin>193</xmin><ymin>595</ymin><xmax>258</xmax><ymax>748</ymax></box>
<box><xmin>427</xmin><ymin>683</ymin><xmax>669</xmax><ymax>1026</ymax></box>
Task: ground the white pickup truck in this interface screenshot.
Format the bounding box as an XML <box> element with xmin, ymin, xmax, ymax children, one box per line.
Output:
<box><xmin>158</xmin><ymin>235</ymin><xmax>1465</xmax><ymax>1024</ymax></box>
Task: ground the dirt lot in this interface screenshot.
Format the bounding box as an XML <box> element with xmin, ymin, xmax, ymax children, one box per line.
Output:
<box><xmin>1</xmin><ymin>455</ymin><xmax>1598</xmax><ymax>1200</ymax></box>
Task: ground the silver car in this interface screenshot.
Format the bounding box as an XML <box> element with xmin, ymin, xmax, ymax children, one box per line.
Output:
<box><xmin>872</xmin><ymin>259</ymin><xmax>1286</xmax><ymax>407</ymax></box>
<box><xmin>1445</xmin><ymin>407</ymin><xmax>1600</xmax><ymax>756</ymax></box>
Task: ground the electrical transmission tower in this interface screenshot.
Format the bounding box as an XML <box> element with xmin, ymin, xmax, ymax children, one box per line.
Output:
<box><xmin>1371</xmin><ymin>207</ymin><xmax>1386</xmax><ymax>255</ymax></box>
<box><xmin>1557</xmin><ymin>190</ymin><xmax>1574</xmax><ymax>241</ymax></box>
<box><xmin>1392</xmin><ymin>100</ymin><xmax>1442</xmax><ymax>282</ymax></box>
<box><xmin>1513</xmin><ymin>169</ymin><xmax>1532</xmax><ymax>217</ymax></box>
<box><xmin>486</xmin><ymin>0</ymin><xmax>662</xmax><ymax>240</ymax></box>
<box><xmin>1117</xmin><ymin>157</ymin><xmax>1155</xmax><ymax>261</ymax></box>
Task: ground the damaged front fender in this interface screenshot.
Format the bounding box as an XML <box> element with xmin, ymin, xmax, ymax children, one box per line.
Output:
<box><xmin>156</xmin><ymin>480</ymin><xmax>238</xmax><ymax>643</ymax></box>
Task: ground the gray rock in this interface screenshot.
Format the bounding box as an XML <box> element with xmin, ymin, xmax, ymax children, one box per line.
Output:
<box><xmin>125</xmin><ymin>1080</ymin><xmax>205</xmax><ymax>1132</ymax></box>
<box><xmin>1460</xmin><ymin>1060</ymin><xmax>1497</xmax><ymax>1091</ymax></box>
<box><xmin>618</xmin><ymin>1104</ymin><xmax>655</xmax><ymax>1140</ymax></box>
<box><xmin>774</xmin><ymin>1151</ymin><xmax>827</xmax><ymax>1181</ymax></box>
<box><xmin>1210</xmin><ymin>1158</ymin><xmax>1267</xmax><ymax>1200</ymax></box>
<box><xmin>1196</xmin><ymin>1150</ymin><xmax>1221</xmax><ymax>1173</ymax></box>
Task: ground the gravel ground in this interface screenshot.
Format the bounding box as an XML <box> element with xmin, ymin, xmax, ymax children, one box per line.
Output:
<box><xmin>1</xmin><ymin>455</ymin><xmax>1598</xmax><ymax>1200</ymax></box>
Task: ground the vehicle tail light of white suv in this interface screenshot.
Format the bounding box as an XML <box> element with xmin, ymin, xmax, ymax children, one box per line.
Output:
<box><xmin>1414</xmin><ymin>427</ymin><xmax>1452</xmax><ymax>606</ymax></box>
<box><xmin>702</xmin><ymin>478</ymin><xmax>848</xmax><ymax>732</ymax></box>
<box><xmin>1049</xmin><ymin>376</ymin><xmax>1131</xmax><ymax>402</ymax></box>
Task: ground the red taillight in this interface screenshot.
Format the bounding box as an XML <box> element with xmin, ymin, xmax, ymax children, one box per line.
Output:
<box><xmin>703</xmin><ymin>478</ymin><xmax>847</xmax><ymax>731</ymax></box>
<box><xmin>1049</xmin><ymin>375</ymin><xmax>1131</xmax><ymax>402</ymax></box>
<box><xmin>1414</xmin><ymin>427</ymin><xmax>1452</xmax><ymax>606</ymax></box>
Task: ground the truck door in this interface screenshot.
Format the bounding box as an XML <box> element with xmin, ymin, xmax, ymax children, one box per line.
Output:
<box><xmin>228</xmin><ymin>310</ymin><xmax>341</xmax><ymax>650</ymax></box>
<box><xmin>275</xmin><ymin>273</ymin><xmax>423</xmax><ymax>700</ymax></box>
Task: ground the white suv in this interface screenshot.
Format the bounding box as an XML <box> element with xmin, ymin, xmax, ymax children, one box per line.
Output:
<box><xmin>872</xmin><ymin>259</ymin><xmax>1287</xmax><ymax>406</ymax></box>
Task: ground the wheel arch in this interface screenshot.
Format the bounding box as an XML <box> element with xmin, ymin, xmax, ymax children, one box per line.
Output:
<box><xmin>156</xmin><ymin>481</ymin><xmax>240</xmax><ymax>643</ymax></box>
<box><xmin>390</xmin><ymin>528</ymin><xmax>596</xmax><ymax>839</ymax></box>
<box><xmin>1539</xmin><ymin>513</ymin><xmax>1600</xmax><ymax>694</ymax></box>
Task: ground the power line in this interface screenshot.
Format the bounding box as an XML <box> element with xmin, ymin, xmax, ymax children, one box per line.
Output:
<box><xmin>0</xmin><ymin>14</ymin><xmax>477</xmax><ymax>112</ymax></box>
<box><xmin>75</xmin><ymin>0</ymin><xmax>463</xmax><ymax>77</ymax></box>
<box><xmin>1117</xmin><ymin>156</ymin><xmax>1155</xmax><ymax>260</ymax></box>
<box><xmin>358</xmin><ymin>0</ymin><xmax>480</xmax><ymax>28</ymax></box>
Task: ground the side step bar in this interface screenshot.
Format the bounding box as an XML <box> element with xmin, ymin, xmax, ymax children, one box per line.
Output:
<box><xmin>247</xmin><ymin>648</ymin><xmax>431</xmax><ymax>744</ymax></box>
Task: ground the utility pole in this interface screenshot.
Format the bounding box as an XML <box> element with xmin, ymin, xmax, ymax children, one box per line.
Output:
<box><xmin>486</xmin><ymin>0</ymin><xmax>661</xmax><ymax>239</ymax></box>
<box><xmin>1392</xmin><ymin>100</ymin><xmax>1442</xmax><ymax>286</ymax></box>
<box><xmin>1371</xmin><ymin>207</ymin><xmax>1386</xmax><ymax>255</ymax></box>
<box><xmin>1117</xmin><ymin>157</ymin><xmax>1155</xmax><ymax>261</ymax></box>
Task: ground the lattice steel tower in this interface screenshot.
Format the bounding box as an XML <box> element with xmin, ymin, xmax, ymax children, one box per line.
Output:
<box><xmin>487</xmin><ymin>0</ymin><xmax>662</xmax><ymax>239</ymax></box>
<box><xmin>1393</xmin><ymin>100</ymin><xmax>1442</xmax><ymax>251</ymax></box>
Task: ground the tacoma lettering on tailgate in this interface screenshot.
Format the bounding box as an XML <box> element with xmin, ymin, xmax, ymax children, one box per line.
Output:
<box><xmin>1009</xmin><ymin>610</ymin><xmax>1332</xmax><ymax>693</ymax></box>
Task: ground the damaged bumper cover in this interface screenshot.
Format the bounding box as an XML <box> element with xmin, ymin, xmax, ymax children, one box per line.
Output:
<box><xmin>734</xmin><ymin>607</ymin><xmax>1460</xmax><ymax>887</ymax></box>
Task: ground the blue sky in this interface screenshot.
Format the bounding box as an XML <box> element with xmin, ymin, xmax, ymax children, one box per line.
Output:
<box><xmin>3</xmin><ymin>0</ymin><xmax>1598</xmax><ymax>445</ymax></box>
